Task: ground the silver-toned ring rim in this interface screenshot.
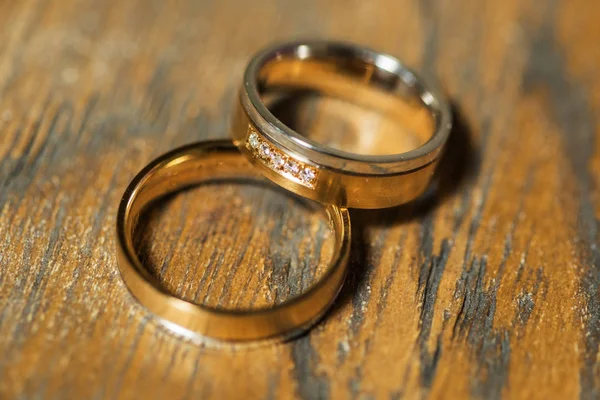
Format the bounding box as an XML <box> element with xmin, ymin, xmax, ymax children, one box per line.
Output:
<box><xmin>242</xmin><ymin>40</ymin><xmax>452</xmax><ymax>175</ymax></box>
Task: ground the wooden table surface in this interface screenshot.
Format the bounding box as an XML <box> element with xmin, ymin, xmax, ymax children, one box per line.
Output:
<box><xmin>2</xmin><ymin>0</ymin><xmax>600</xmax><ymax>399</ymax></box>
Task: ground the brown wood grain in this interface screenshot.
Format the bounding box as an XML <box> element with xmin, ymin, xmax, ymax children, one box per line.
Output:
<box><xmin>1</xmin><ymin>0</ymin><xmax>599</xmax><ymax>398</ymax></box>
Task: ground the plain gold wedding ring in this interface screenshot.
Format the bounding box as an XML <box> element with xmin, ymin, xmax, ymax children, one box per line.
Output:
<box><xmin>115</xmin><ymin>140</ymin><xmax>350</xmax><ymax>342</ymax></box>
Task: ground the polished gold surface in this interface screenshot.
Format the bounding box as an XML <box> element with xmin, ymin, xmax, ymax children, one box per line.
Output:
<box><xmin>232</xmin><ymin>105</ymin><xmax>439</xmax><ymax>209</ymax></box>
<box><xmin>115</xmin><ymin>140</ymin><xmax>351</xmax><ymax>342</ymax></box>
<box><xmin>234</xmin><ymin>41</ymin><xmax>452</xmax><ymax>209</ymax></box>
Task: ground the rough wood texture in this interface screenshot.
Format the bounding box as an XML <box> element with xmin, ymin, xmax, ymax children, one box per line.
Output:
<box><xmin>1</xmin><ymin>0</ymin><xmax>599</xmax><ymax>398</ymax></box>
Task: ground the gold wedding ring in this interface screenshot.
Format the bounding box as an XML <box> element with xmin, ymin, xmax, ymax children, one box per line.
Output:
<box><xmin>232</xmin><ymin>40</ymin><xmax>452</xmax><ymax>209</ymax></box>
<box><xmin>115</xmin><ymin>140</ymin><xmax>350</xmax><ymax>342</ymax></box>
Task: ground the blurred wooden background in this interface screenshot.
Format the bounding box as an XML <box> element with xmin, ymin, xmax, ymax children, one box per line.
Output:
<box><xmin>2</xmin><ymin>0</ymin><xmax>600</xmax><ymax>398</ymax></box>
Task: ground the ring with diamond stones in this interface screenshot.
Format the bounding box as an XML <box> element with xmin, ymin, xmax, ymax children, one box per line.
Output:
<box><xmin>115</xmin><ymin>140</ymin><xmax>350</xmax><ymax>343</ymax></box>
<box><xmin>232</xmin><ymin>40</ymin><xmax>452</xmax><ymax>209</ymax></box>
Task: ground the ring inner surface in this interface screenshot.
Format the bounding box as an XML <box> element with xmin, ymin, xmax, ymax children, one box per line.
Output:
<box><xmin>126</xmin><ymin>150</ymin><xmax>338</xmax><ymax>312</ymax></box>
<box><xmin>258</xmin><ymin>55</ymin><xmax>437</xmax><ymax>157</ymax></box>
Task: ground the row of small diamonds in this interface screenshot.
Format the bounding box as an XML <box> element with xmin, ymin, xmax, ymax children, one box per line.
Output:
<box><xmin>246</xmin><ymin>129</ymin><xmax>317</xmax><ymax>188</ymax></box>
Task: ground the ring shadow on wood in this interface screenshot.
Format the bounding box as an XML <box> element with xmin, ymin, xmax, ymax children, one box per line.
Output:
<box><xmin>269</xmin><ymin>95</ymin><xmax>478</xmax><ymax>321</ymax></box>
<box><xmin>337</xmin><ymin>104</ymin><xmax>479</xmax><ymax>317</ymax></box>
<box><xmin>350</xmin><ymin>103</ymin><xmax>480</xmax><ymax>226</ymax></box>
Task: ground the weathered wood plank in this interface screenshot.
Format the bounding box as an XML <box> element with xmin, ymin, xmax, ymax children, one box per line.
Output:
<box><xmin>0</xmin><ymin>0</ymin><xmax>598</xmax><ymax>399</ymax></box>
